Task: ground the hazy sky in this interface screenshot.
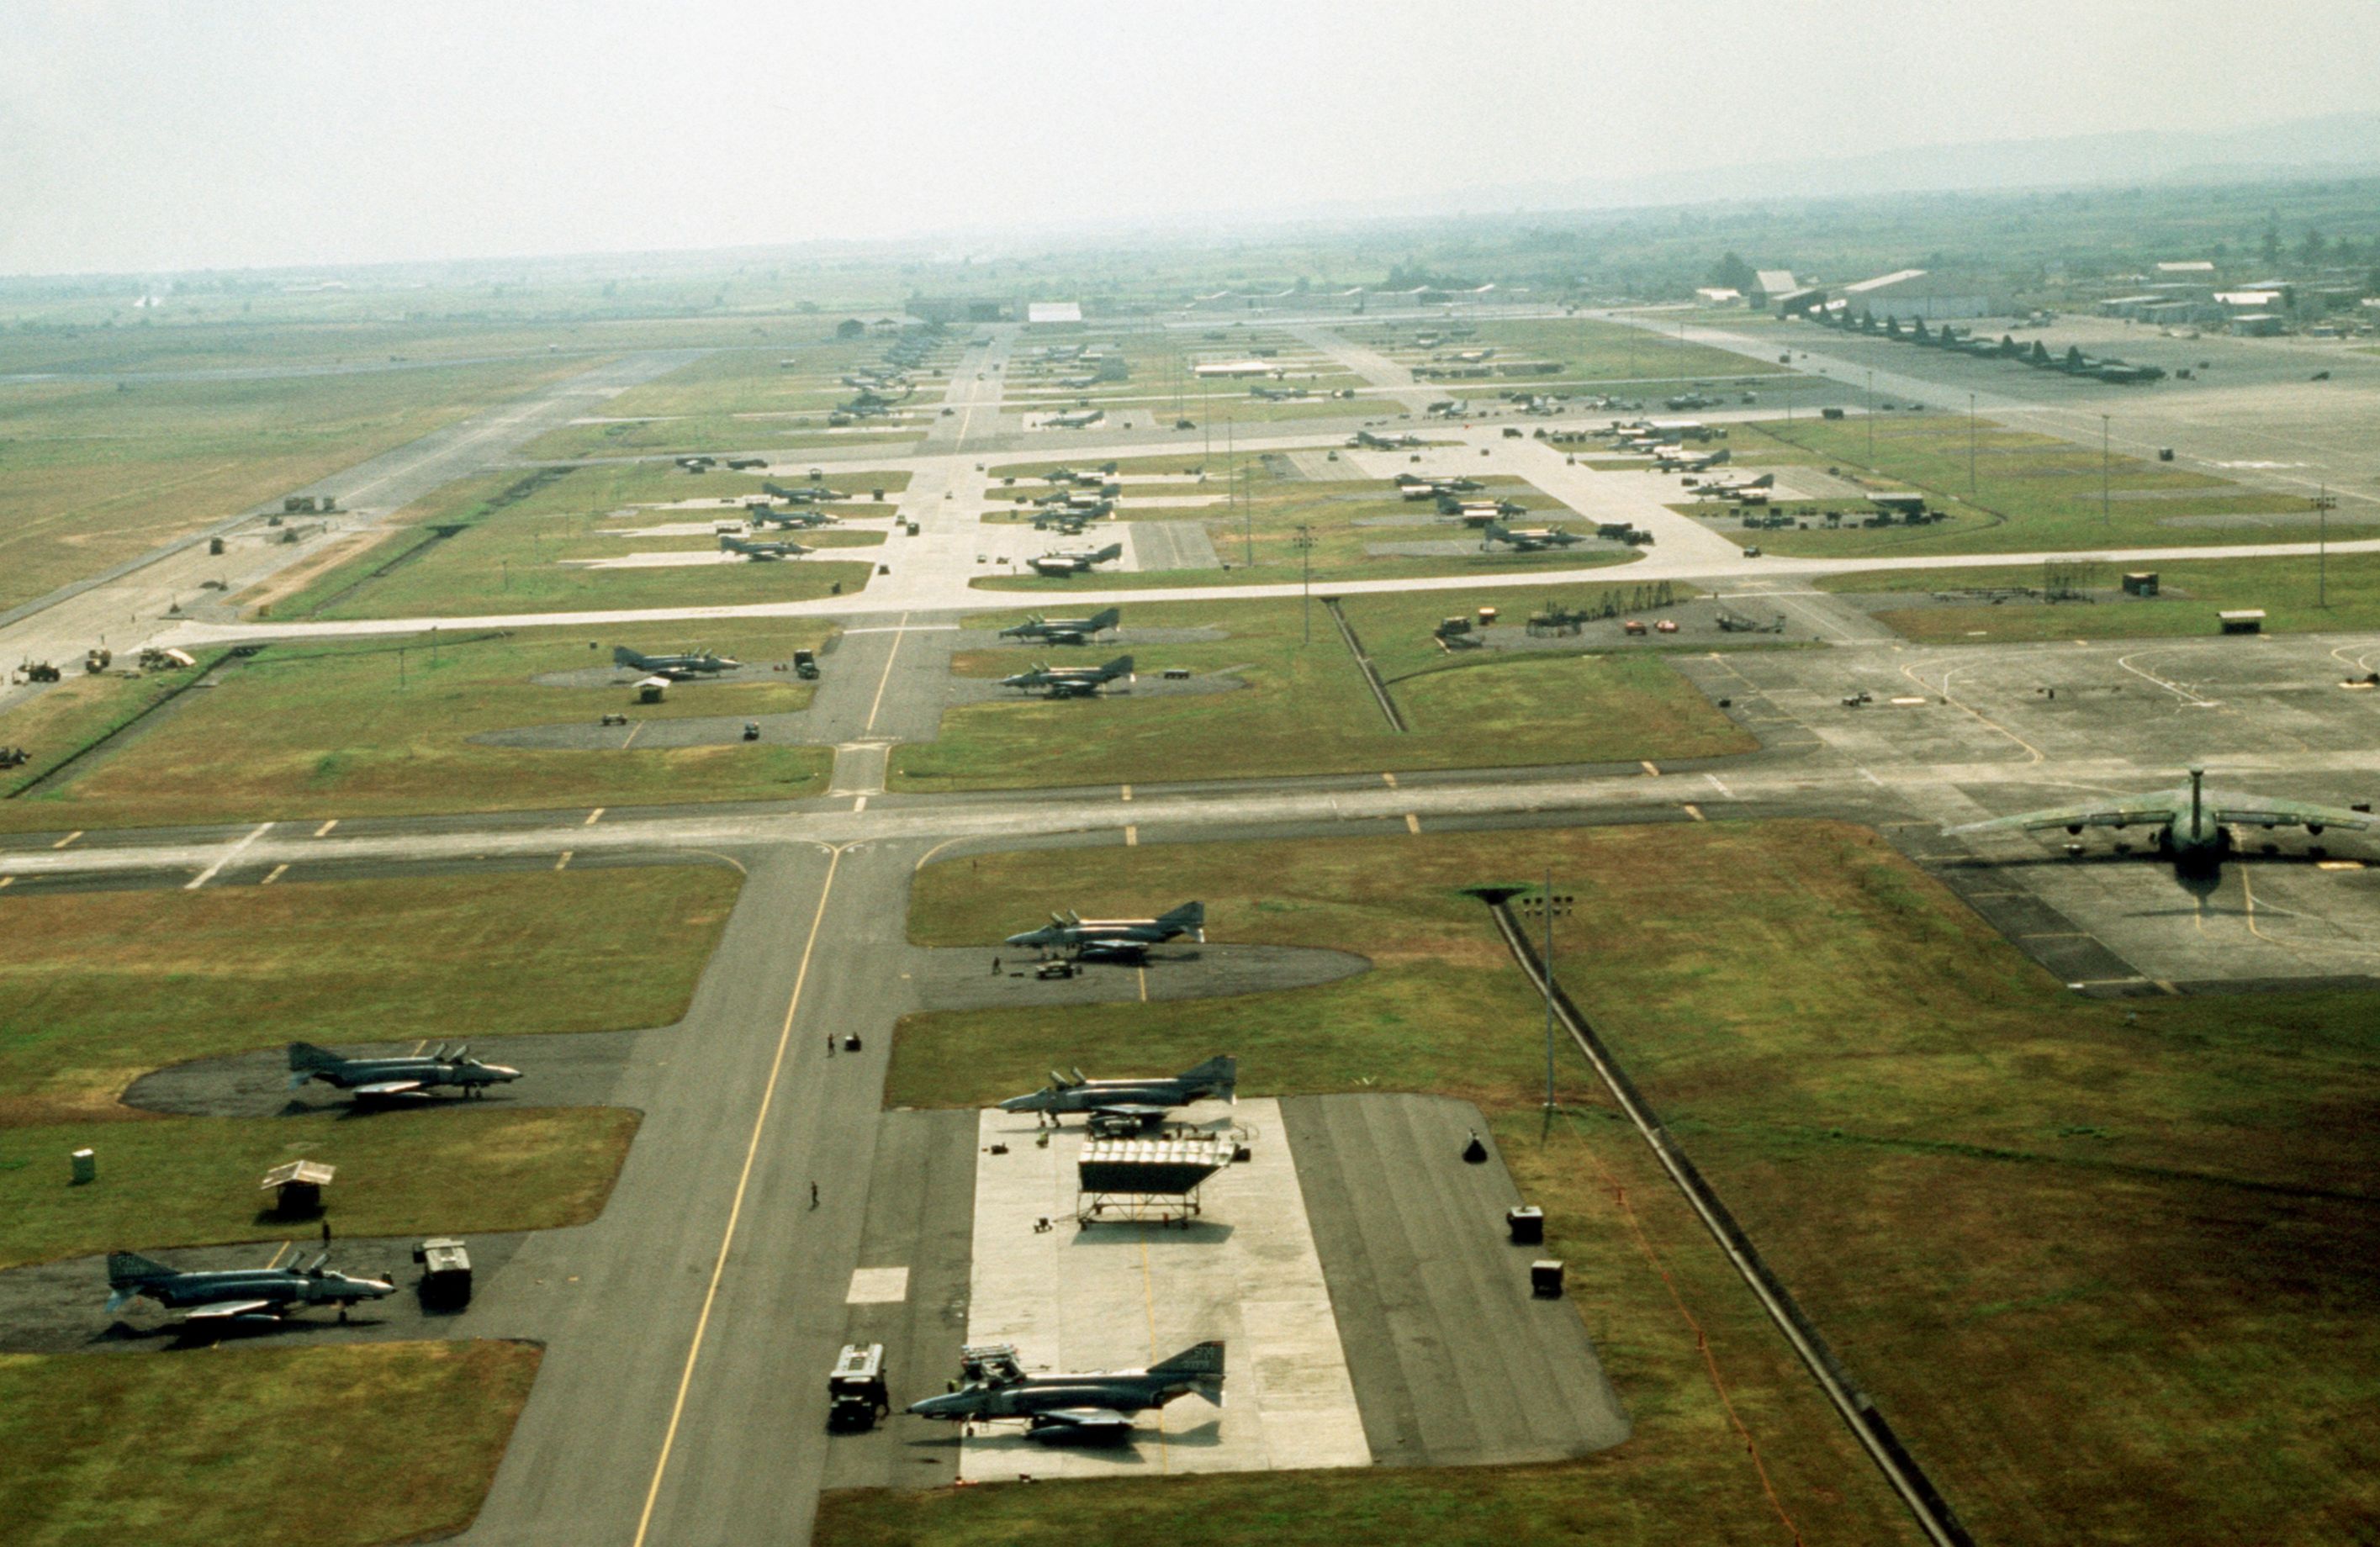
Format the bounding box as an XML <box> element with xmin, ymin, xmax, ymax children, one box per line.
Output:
<box><xmin>7</xmin><ymin>0</ymin><xmax>2379</xmax><ymax>275</ymax></box>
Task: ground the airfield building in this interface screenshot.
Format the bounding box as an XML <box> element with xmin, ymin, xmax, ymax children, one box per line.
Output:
<box><xmin>1748</xmin><ymin>269</ymin><xmax>1801</xmax><ymax>309</ymax></box>
<box><xmin>1027</xmin><ymin>301</ymin><xmax>1086</xmax><ymax>330</ymax></box>
<box><xmin>1838</xmin><ymin>267</ymin><xmax>2009</xmax><ymax>320</ymax></box>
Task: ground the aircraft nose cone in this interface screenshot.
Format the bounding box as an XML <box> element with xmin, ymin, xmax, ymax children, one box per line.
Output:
<box><xmin>492</xmin><ymin>1066</ymin><xmax>522</xmax><ymax>1081</ymax></box>
<box><xmin>907</xmin><ymin>1393</ymin><xmax>963</xmax><ymax>1418</ymax></box>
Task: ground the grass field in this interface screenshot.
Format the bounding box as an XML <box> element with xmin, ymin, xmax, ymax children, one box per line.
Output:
<box><xmin>254</xmin><ymin>462</ymin><xmax>896</xmax><ymax>620</ymax></box>
<box><xmin>1351</xmin><ymin>316</ymin><xmax>1776</xmax><ymax>388</ymax></box>
<box><xmin>1819</xmin><ymin>553</ymin><xmax>2380</xmax><ymax>641</ymax></box>
<box><xmin>1698</xmin><ymin>414</ymin><xmax>2320</xmax><ymax>557</ymax></box>
<box><xmin>0</xmin><ymin>1340</ymin><xmax>538</xmax><ymax>1547</ymax></box>
<box><xmin>518</xmin><ymin>341</ymin><xmax>946</xmax><ymax>458</ymax></box>
<box><xmin>2</xmin><ymin>622</ymin><xmax>836</xmax><ymax>832</ymax></box>
<box><xmin>0</xmin><ymin>866</ymin><xmax>739</xmax><ymax>1125</ymax></box>
<box><xmin>976</xmin><ymin>458</ymin><xmax>1641</xmax><ymax>588</ymax></box>
<box><xmin>0</xmin><ymin>1106</ymin><xmax>638</xmax><ymax>1269</ymax></box>
<box><xmin>0</xmin><ymin>652</ymin><xmax>234</xmax><ymax>800</ymax></box>
<box><xmin>876</xmin><ymin>823</ymin><xmax>2380</xmax><ymax>1543</ymax></box>
<box><xmin>0</xmin><ymin>357</ymin><xmax>584</xmax><ymax>611</ymax></box>
<box><xmin>893</xmin><ymin>592</ymin><xmax>1750</xmax><ymax>791</ymax></box>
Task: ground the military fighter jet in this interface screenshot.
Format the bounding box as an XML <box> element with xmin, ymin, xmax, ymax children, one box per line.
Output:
<box><xmin>1483</xmin><ymin>519</ymin><xmax>1589</xmax><ymax>552</ymax></box>
<box><xmin>1946</xmin><ymin>767</ymin><xmax>2372</xmax><ymax>874</ymax></box>
<box><xmin>1026</xmin><ymin>541</ymin><xmax>1123</xmax><ymax>578</ymax></box>
<box><xmin>720</xmin><ymin>533</ymin><xmax>810</xmax><ymax>562</ymax></box>
<box><xmin>1006</xmin><ymin>900</ymin><xmax>1205</xmax><ymax>954</ymax></box>
<box><xmin>1045</xmin><ymin>407</ymin><xmax>1108</xmax><ymax>430</ymax></box>
<box><xmin>761</xmin><ymin>480</ymin><xmax>848</xmax><ymax>504</ymax></box>
<box><xmin>997</xmin><ymin>1057</ymin><xmax>1237</xmax><ymax>1126</ymax></box>
<box><xmin>907</xmin><ymin>1341</ymin><xmax>1225</xmax><ymax>1442</ymax></box>
<box><xmin>748</xmin><ymin>506</ymin><xmax>840</xmax><ymax>530</ymax></box>
<box><xmin>1000</xmin><ymin>607</ymin><xmax>1120</xmax><ymax>645</ymax></box>
<box><xmin>997</xmin><ymin>656</ymin><xmax>1134</xmax><ymax>700</ymax></box>
<box><xmin>1655</xmin><ymin>446</ymin><xmax>1732</xmax><ymax>473</ymax></box>
<box><xmin>288</xmin><ymin>1041</ymin><xmax>521</xmax><ymax>1101</ymax></box>
<box><xmin>612</xmin><ymin>645</ymin><xmax>741</xmax><ymax>679</ymax></box>
<box><xmin>1348</xmin><ymin>430</ymin><xmax>1422</xmax><ymax>450</ymax></box>
<box><xmin>107</xmin><ymin>1240</ymin><xmax>395</xmax><ymax>1326</ymax></box>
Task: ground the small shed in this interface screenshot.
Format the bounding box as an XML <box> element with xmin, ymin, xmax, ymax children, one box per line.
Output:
<box><xmin>2219</xmin><ymin>610</ymin><xmax>2266</xmax><ymax>635</ymax></box>
<box><xmin>635</xmin><ymin>674</ymin><xmax>671</xmax><ymax>704</ymax></box>
<box><xmin>261</xmin><ymin>1159</ymin><xmax>335</xmax><ymax>1216</ymax></box>
<box><xmin>2123</xmin><ymin>572</ymin><xmax>2160</xmax><ymax>597</ymax></box>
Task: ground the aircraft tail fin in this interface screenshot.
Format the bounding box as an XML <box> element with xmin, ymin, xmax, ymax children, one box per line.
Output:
<box><xmin>611</xmin><ymin>646</ymin><xmax>645</xmax><ymax>668</ymax></box>
<box><xmin>108</xmin><ymin>1252</ymin><xmax>173</xmax><ymax>1287</ymax></box>
<box><xmin>1089</xmin><ymin>607</ymin><xmax>1120</xmax><ymax>631</ymax></box>
<box><xmin>1162</xmin><ymin>901</ymin><xmax>1206</xmax><ymax>932</ymax></box>
<box><xmin>1103</xmin><ymin>656</ymin><xmax>1134</xmax><ymax>679</ymax></box>
<box><xmin>1179</xmin><ymin>1055</ymin><xmax>1236</xmax><ymax>1091</ymax></box>
<box><xmin>287</xmin><ymin>1041</ymin><xmax>341</xmax><ymax>1071</ymax></box>
<box><xmin>1151</xmin><ymin>1339</ymin><xmax>1226</xmax><ymax>1401</ymax></box>
<box><xmin>1096</xmin><ymin>543</ymin><xmax>1123</xmax><ymax>562</ymax></box>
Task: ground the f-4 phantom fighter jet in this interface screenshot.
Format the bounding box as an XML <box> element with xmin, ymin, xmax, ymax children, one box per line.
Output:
<box><xmin>1349</xmin><ymin>430</ymin><xmax>1422</xmax><ymax>450</ymax></box>
<box><xmin>1006</xmin><ymin>900</ymin><xmax>1204</xmax><ymax>954</ymax></box>
<box><xmin>288</xmin><ymin>1041</ymin><xmax>521</xmax><ymax>1101</ymax></box>
<box><xmin>997</xmin><ymin>656</ymin><xmax>1134</xmax><ymax>700</ymax></box>
<box><xmin>997</xmin><ymin>1056</ymin><xmax>1237</xmax><ymax>1126</ymax></box>
<box><xmin>907</xmin><ymin>1341</ymin><xmax>1225</xmax><ymax>1442</ymax></box>
<box><xmin>999</xmin><ymin>608</ymin><xmax>1120</xmax><ymax>645</ymax></box>
<box><xmin>107</xmin><ymin>1239</ymin><xmax>395</xmax><ymax>1326</ymax></box>
<box><xmin>762</xmin><ymin>480</ymin><xmax>849</xmax><ymax>504</ymax></box>
<box><xmin>612</xmin><ymin>645</ymin><xmax>741</xmax><ymax>678</ymax></box>
<box><xmin>1483</xmin><ymin>519</ymin><xmax>1589</xmax><ymax>552</ymax></box>
<box><xmin>1947</xmin><ymin>766</ymin><xmax>2372</xmax><ymax>874</ymax></box>
<box><xmin>720</xmin><ymin>533</ymin><xmax>810</xmax><ymax>562</ymax></box>
<box><xmin>748</xmin><ymin>505</ymin><xmax>841</xmax><ymax>530</ymax></box>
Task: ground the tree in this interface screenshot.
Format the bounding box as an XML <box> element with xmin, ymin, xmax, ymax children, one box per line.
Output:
<box><xmin>2299</xmin><ymin>227</ymin><xmax>2327</xmax><ymax>267</ymax></box>
<box><xmin>2261</xmin><ymin>215</ymin><xmax>2282</xmax><ymax>267</ymax></box>
<box><xmin>1707</xmin><ymin>251</ymin><xmax>1757</xmax><ymax>292</ymax></box>
<box><xmin>834</xmin><ymin>318</ymin><xmax>865</xmax><ymax>340</ymax></box>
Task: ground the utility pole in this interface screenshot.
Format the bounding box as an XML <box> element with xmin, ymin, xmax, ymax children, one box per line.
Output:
<box><xmin>1864</xmin><ymin>368</ymin><xmax>1875</xmax><ymax>462</ymax></box>
<box><xmin>1531</xmin><ymin>870</ymin><xmax>1570</xmax><ymax>1113</ymax></box>
<box><xmin>1294</xmin><ymin>524</ymin><xmax>1314</xmax><ymax>642</ymax></box>
<box><xmin>1968</xmin><ymin>391</ymin><xmax>1977</xmax><ymax>495</ymax></box>
<box><xmin>2317</xmin><ymin>485</ymin><xmax>2336</xmax><ymax>608</ymax></box>
<box><xmin>2101</xmin><ymin>414</ymin><xmax>2112</xmax><ymax>527</ymax></box>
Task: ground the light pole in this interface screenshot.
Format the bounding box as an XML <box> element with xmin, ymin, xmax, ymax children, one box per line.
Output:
<box><xmin>2317</xmin><ymin>486</ymin><xmax>2336</xmax><ymax>608</ymax></box>
<box><xmin>1968</xmin><ymin>391</ymin><xmax>1977</xmax><ymax>496</ymax></box>
<box><xmin>1523</xmin><ymin>872</ymin><xmax>1572</xmax><ymax>1113</ymax></box>
<box><xmin>1865</xmin><ymin>369</ymin><xmax>1875</xmax><ymax>462</ymax></box>
<box><xmin>1294</xmin><ymin>524</ymin><xmax>1314</xmax><ymax>642</ymax></box>
<box><xmin>2101</xmin><ymin>414</ymin><xmax>2111</xmax><ymax>528</ymax></box>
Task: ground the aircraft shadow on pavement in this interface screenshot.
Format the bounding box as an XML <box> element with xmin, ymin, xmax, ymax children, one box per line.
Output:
<box><xmin>1063</xmin><ymin>1221</ymin><xmax>1236</xmax><ymax>1248</ymax></box>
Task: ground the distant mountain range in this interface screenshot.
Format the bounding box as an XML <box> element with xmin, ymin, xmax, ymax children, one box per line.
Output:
<box><xmin>1354</xmin><ymin>111</ymin><xmax>2380</xmax><ymax>220</ymax></box>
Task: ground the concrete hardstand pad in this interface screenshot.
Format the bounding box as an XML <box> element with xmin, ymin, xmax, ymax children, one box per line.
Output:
<box><xmin>1282</xmin><ymin>1093</ymin><xmax>1632</xmax><ymax>1466</ymax></box>
<box><xmin>959</xmin><ymin>1099</ymin><xmax>1371</xmax><ymax>1481</ymax></box>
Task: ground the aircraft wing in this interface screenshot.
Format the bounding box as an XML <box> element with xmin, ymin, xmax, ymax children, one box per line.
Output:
<box><xmin>2208</xmin><ymin>795</ymin><xmax>2372</xmax><ymax>831</ymax></box>
<box><xmin>353</xmin><ymin>1079</ymin><xmax>427</xmax><ymax>1097</ymax></box>
<box><xmin>1089</xmin><ymin>1103</ymin><xmax>1171</xmax><ymax>1120</ymax></box>
<box><xmin>1948</xmin><ymin>800</ymin><xmax>2178</xmax><ymax>836</ymax></box>
<box><xmin>182</xmin><ymin>1299</ymin><xmax>280</xmax><ymax>1321</ymax></box>
<box><xmin>1030</xmin><ymin>1407</ymin><xmax>1135</xmax><ymax>1437</ymax></box>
